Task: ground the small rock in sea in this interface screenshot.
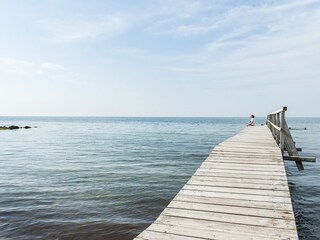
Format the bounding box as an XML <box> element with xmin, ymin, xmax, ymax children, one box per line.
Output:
<box><xmin>0</xmin><ymin>125</ymin><xmax>33</xmax><ymax>130</ymax></box>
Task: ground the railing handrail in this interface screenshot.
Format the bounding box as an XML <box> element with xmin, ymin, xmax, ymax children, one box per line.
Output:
<box><xmin>268</xmin><ymin>106</ymin><xmax>287</xmax><ymax>115</ymax></box>
<box><xmin>266</xmin><ymin>119</ymin><xmax>281</xmax><ymax>131</ymax></box>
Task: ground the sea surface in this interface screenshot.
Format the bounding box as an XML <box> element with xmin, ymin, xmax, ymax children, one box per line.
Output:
<box><xmin>0</xmin><ymin>117</ymin><xmax>319</xmax><ymax>240</ymax></box>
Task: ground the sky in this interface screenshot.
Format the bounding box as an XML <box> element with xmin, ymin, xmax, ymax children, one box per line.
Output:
<box><xmin>0</xmin><ymin>0</ymin><xmax>320</xmax><ymax>117</ymax></box>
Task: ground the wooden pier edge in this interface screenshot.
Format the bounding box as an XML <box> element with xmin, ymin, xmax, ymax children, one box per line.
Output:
<box><xmin>134</xmin><ymin>125</ymin><xmax>298</xmax><ymax>239</ymax></box>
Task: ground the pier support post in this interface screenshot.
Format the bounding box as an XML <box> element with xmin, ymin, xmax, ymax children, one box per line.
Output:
<box><xmin>280</xmin><ymin>111</ymin><xmax>285</xmax><ymax>154</ymax></box>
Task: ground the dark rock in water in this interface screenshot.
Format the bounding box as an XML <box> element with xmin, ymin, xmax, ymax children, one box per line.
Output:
<box><xmin>0</xmin><ymin>125</ymin><xmax>33</xmax><ymax>130</ymax></box>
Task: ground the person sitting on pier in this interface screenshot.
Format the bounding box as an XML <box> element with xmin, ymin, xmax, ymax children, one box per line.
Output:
<box><xmin>247</xmin><ymin>114</ymin><xmax>255</xmax><ymax>126</ymax></box>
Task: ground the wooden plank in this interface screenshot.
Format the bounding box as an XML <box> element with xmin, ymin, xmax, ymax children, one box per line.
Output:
<box><xmin>162</xmin><ymin>208</ymin><xmax>296</xmax><ymax>230</ymax></box>
<box><xmin>196</xmin><ymin>167</ymin><xmax>286</xmax><ymax>176</ymax></box>
<box><xmin>136</xmin><ymin>230</ymin><xmax>202</xmax><ymax>240</ymax></box>
<box><xmin>208</xmin><ymin>153</ymin><xmax>283</xmax><ymax>161</ymax></box>
<box><xmin>215</xmin><ymin>146</ymin><xmax>280</xmax><ymax>153</ymax></box>
<box><xmin>194</xmin><ymin>171</ymin><xmax>288</xmax><ymax>181</ymax></box>
<box><xmin>201</xmin><ymin>161</ymin><xmax>285</xmax><ymax>170</ymax></box>
<box><xmin>146</xmin><ymin>223</ymin><xmax>279</xmax><ymax>240</ymax></box>
<box><xmin>218</xmin><ymin>142</ymin><xmax>279</xmax><ymax>148</ymax></box>
<box><xmin>188</xmin><ymin>178</ymin><xmax>289</xmax><ymax>191</ymax></box>
<box><xmin>207</xmin><ymin>155</ymin><xmax>282</xmax><ymax>161</ymax></box>
<box><xmin>144</xmin><ymin>223</ymin><xmax>274</xmax><ymax>240</ymax></box>
<box><xmin>283</xmin><ymin>155</ymin><xmax>316</xmax><ymax>162</ymax></box>
<box><xmin>212</xmin><ymin>150</ymin><xmax>283</xmax><ymax>158</ymax></box>
<box><xmin>182</xmin><ymin>185</ymin><xmax>291</xmax><ymax>197</ymax></box>
<box><xmin>168</xmin><ymin>200</ymin><xmax>294</xmax><ymax>219</ymax></box>
<box><xmin>201</xmin><ymin>162</ymin><xmax>285</xmax><ymax>171</ymax></box>
<box><xmin>204</xmin><ymin>158</ymin><xmax>283</xmax><ymax>165</ymax></box>
<box><xmin>208</xmin><ymin>152</ymin><xmax>282</xmax><ymax>159</ymax></box>
<box><xmin>173</xmin><ymin>194</ymin><xmax>293</xmax><ymax>211</ymax></box>
<box><xmin>154</xmin><ymin>215</ymin><xmax>297</xmax><ymax>239</ymax></box>
<box><xmin>190</xmin><ymin>175</ymin><xmax>289</xmax><ymax>186</ymax></box>
<box><xmin>223</xmin><ymin>141</ymin><xmax>277</xmax><ymax>145</ymax></box>
<box><xmin>178</xmin><ymin>189</ymin><xmax>292</xmax><ymax>203</ymax></box>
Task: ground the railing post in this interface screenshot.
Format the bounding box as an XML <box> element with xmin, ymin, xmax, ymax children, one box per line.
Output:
<box><xmin>276</xmin><ymin>113</ymin><xmax>280</xmax><ymax>144</ymax></box>
<box><xmin>271</xmin><ymin>115</ymin><xmax>276</xmax><ymax>139</ymax></box>
<box><xmin>280</xmin><ymin>111</ymin><xmax>285</xmax><ymax>154</ymax></box>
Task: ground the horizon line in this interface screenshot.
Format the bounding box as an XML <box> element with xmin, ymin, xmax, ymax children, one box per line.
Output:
<box><xmin>1</xmin><ymin>115</ymin><xmax>319</xmax><ymax>118</ymax></box>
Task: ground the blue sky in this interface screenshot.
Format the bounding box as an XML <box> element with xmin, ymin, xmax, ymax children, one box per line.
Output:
<box><xmin>0</xmin><ymin>0</ymin><xmax>319</xmax><ymax>117</ymax></box>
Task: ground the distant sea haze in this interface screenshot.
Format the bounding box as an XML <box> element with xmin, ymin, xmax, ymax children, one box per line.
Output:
<box><xmin>0</xmin><ymin>117</ymin><xmax>319</xmax><ymax>239</ymax></box>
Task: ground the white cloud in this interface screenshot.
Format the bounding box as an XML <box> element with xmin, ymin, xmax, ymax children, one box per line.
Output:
<box><xmin>48</xmin><ymin>13</ymin><xmax>130</xmax><ymax>43</ymax></box>
<box><xmin>40</xmin><ymin>63</ymin><xmax>65</xmax><ymax>71</ymax></box>
<box><xmin>147</xmin><ymin>0</ymin><xmax>218</xmax><ymax>35</ymax></box>
<box><xmin>262</xmin><ymin>0</ymin><xmax>320</xmax><ymax>12</ymax></box>
<box><xmin>165</xmin><ymin>23</ymin><xmax>218</xmax><ymax>36</ymax></box>
<box><xmin>163</xmin><ymin>66</ymin><xmax>207</xmax><ymax>74</ymax></box>
<box><xmin>0</xmin><ymin>58</ymin><xmax>65</xmax><ymax>76</ymax></box>
<box><xmin>113</xmin><ymin>47</ymin><xmax>147</xmax><ymax>56</ymax></box>
<box><xmin>152</xmin><ymin>0</ymin><xmax>207</xmax><ymax>19</ymax></box>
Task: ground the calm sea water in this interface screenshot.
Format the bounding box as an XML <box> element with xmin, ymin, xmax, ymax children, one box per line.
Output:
<box><xmin>0</xmin><ymin>117</ymin><xmax>319</xmax><ymax>240</ymax></box>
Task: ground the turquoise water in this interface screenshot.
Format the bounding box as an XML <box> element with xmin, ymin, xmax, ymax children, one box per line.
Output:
<box><xmin>0</xmin><ymin>117</ymin><xmax>319</xmax><ymax>239</ymax></box>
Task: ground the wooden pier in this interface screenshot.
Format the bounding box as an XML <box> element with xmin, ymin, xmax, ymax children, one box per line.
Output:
<box><xmin>135</xmin><ymin>107</ymin><xmax>315</xmax><ymax>240</ymax></box>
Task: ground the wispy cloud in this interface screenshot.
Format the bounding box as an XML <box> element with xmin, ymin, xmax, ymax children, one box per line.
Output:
<box><xmin>157</xmin><ymin>0</ymin><xmax>320</xmax><ymax>85</ymax></box>
<box><xmin>47</xmin><ymin>13</ymin><xmax>130</xmax><ymax>43</ymax></box>
<box><xmin>152</xmin><ymin>0</ymin><xmax>207</xmax><ymax>19</ymax></box>
<box><xmin>149</xmin><ymin>0</ymin><xmax>320</xmax><ymax>37</ymax></box>
<box><xmin>149</xmin><ymin>0</ymin><xmax>217</xmax><ymax>36</ymax></box>
<box><xmin>0</xmin><ymin>58</ymin><xmax>65</xmax><ymax>76</ymax></box>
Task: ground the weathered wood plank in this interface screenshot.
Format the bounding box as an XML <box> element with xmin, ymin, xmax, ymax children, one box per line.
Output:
<box><xmin>154</xmin><ymin>215</ymin><xmax>297</xmax><ymax>239</ymax></box>
<box><xmin>188</xmin><ymin>178</ymin><xmax>289</xmax><ymax>191</ymax></box>
<box><xmin>162</xmin><ymin>208</ymin><xmax>296</xmax><ymax>230</ymax></box>
<box><xmin>173</xmin><ymin>194</ymin><xmax>293</xmax><ymax>211</ymax></box>
<box><xmin>205</xmin><ymin>158</ymin><xmax>283</xmax><ymax>165</ymax></box>
<box><xmin>146</xmin><ymin>223</ymin><xmax>280</xmax><ymax>240</ymax></box>
<box><xmin>190</xmin><ymin>175</ymin><xmax>289</xmax><ymax>186</ymax></box>
<box><xmin>178</xmin><ymin>189</ymin><xmax>292</xmax><ymax>203</ymax></box>
<box><xmin>201</xmin><ymin>162</ymin><xmax>285</xmax><ymax>171</ymax></box>
<box><xmin>197</xmin><ymin>167</ymin><xmax>286</xmax><ymax>176</ymax></box>
<box><xmin>136</xmin><ymin>230</ymin><xmax>202</xmax><ymax>240</ymax></box>
<box><xmin>182</xmin><ymin>184</ymin><xmax>291</xmax><ymax>197</ymax></box>
<box><xmin>208</xmin><ymin>153</ymin><xmax>283</xmax><ymax>161</ymax></box>
<box><xmin>168</xmin><ymin>200</ymin><xmax>294</xmax><ymax>219</ymax></box>
<box><xmin>145</xmin><ymin>224</ymin><xmax>271</xmax><ymax>240</ymax></box>
<box><xmin>195</xmin><ymin>171</ymin><xmax>288</xmax><ymax>181</ymax></box>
